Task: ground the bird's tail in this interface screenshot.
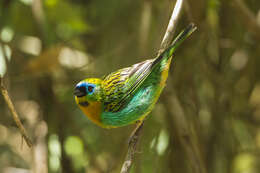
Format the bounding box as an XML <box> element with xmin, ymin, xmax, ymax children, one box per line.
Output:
<box><xmin>152</xmin><ymin>23</ymin><xmax>197</xmax><ymax>67</ymax></box>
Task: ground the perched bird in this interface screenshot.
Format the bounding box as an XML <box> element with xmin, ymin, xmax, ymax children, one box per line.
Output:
<box><xmin>74</xmin><ymin>23</ymin><xmax>196</xmax><ymax>129</ymax></box>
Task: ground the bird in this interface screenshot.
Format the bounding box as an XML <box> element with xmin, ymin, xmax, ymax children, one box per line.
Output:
<box><xmin>74</xmin><ymin>23</ymin><xmax>196</xmax><ymax>129</ymax></box>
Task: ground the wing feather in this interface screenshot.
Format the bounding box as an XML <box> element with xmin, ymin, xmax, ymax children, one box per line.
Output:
<box><xmin>102</xmin><ymin>59</ymin><xmax>154</xmax><ymax>112</ymax></box>
<box><xmin>102</xmin><ymin>23</ymin><xmax>197</xmax><ymax>112</ymax></box>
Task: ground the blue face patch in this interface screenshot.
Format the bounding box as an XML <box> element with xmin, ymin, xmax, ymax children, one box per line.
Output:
<box><xmin>76</xmin><ymin>82</ymin><xmax>96</xmax><ymax>95</ymax></box>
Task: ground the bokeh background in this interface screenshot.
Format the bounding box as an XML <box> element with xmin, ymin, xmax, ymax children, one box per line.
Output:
<box><xmin>1</xmin><ymin>0</ymin><xmax>260</xmax><ymax>172</ymax></box>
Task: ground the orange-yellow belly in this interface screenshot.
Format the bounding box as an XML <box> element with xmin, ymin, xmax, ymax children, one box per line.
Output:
<box><xmin>75</xmin><ymin>97</ymin><xmax>103</xmax><ymax>127</ymax></box>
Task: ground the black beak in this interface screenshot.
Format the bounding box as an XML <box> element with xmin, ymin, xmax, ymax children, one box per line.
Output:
<box><xmin>74</xmin><ymin>86</ymin><xmax>87</xmax><ymax>97</ymax></box>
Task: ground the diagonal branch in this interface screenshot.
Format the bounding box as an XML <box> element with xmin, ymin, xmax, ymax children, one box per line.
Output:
<box><xmin>120</xmin><ymin>121</ymin><xmax>144</xmax><ymax>173</ymax></box>
<box><xmin>160</xmin><ymin>0</ymin><xmax>184</xmax><ymax>51</ymax></box>
<box><xmin>120</xmin><ymin>0</ymin><xmax>184</xmax><ymax>172</ymax></box>
<box><xmin>0</xmin><ymin>42</ymin><xmax>33</xmax><ymax>148</ymax></box>
<box><xmin>0</xmin><ymin>77</ymin><xmax>33</xmax><ymax>148</ymax></box>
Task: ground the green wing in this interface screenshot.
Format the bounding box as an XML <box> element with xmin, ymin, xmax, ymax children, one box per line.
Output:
<box><xmin>102</xmin><ymin>23</ymin><xmax>196</xmax><ymax>112</ymax></box>
<box><xmin>102</xmin><ymin>59</ymin><xmax>154</xmax><ymax>112</ymax></box>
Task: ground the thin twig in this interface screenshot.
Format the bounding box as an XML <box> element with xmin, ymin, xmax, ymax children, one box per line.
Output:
<box><xmin>0</xmin><ymin>42</ymin><xmax>33</xmax><ymax>149</ymax></box>
<box><xmin>160</xmin><ymin>0</ymin><xmax>184</xmax><ymax>51</ymax></box>
<box><xmin>0</xmin><ymin>77</ymin><xmax>33</xmax><ymax>148</ymax></box>
<box><xmin>120</xmin><ymin>122</ymin><xmax>144</xmax><ymax>173</ymax></box>
<box><xmin>120</xmin><ymin>0</ymin><xmax>184</xmax><ymax>172</ymax></box>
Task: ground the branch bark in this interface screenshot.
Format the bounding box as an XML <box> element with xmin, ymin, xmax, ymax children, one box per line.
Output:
<box><xmin>120</xmin><ymin>122</ymin><xmax>144</xmax><ymax>173</ymax></box>
<box><xmin>160</xmin><ymin>0</ymin><xmax>184</xmax><ymax>51</ymax></box>
<box><xmin>120</xmin><ymin>0</ymin><xmax>184</xmax><ymax>172</ymax></box>
<box><xmin>0</xmin><ymin>77</ymin><xmax>33</xmax><ymax>148</ymax></box>
<box><xmin>0</xmin><ymin>41</ymin><xmax>33</xmax><ymax>148</ymax></box>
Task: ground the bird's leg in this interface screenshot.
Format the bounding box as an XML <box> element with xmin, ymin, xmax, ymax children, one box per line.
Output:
<box><xmin>128</xmin><ymin>120</ymin><xmax>144</xmax><ymax>146</ymax></box>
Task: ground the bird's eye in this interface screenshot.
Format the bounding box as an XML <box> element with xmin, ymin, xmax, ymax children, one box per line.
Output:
<box><xmin>87</xmin><ymin>85</ymin><xmax>94</xmax><ymax>93</ymax></box>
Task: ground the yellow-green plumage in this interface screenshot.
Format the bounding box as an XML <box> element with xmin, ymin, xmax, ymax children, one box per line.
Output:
<box><xmin>74</xmin><ymin>24</ymin><xmax>196</xmax><ymax>128</ymax></box>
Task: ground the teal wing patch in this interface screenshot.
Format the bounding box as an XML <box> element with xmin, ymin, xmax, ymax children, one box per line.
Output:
<box><xmin>101</xmin><ymin>23</ymin><xmax>197</xmax><ymax>113</ymax></box>
<box><xmin>102</xmin><ymin>59</ymin><xmax>154</xmax><ymax>112</ymax></box>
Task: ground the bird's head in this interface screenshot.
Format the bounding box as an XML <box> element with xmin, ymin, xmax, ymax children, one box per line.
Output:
<box><xmin>74</xmin><ymin>78</ymin><xmax>103</xmax><ymax>107</ymax></box>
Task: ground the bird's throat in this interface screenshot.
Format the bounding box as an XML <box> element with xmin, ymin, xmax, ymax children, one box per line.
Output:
<box><xmin>76</xmin><ymin>98</ymin><xmax>103</xmax><ymax>127</ymax></box>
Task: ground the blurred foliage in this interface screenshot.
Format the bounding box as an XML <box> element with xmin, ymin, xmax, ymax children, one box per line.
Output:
<box><xmin>1</xmin><ymin>0</ymin><xmax>260</xmax><ymax>173</ymax></box>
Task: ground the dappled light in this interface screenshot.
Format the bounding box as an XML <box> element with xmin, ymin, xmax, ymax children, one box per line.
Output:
<box><xmin>1</xmin><ymin>0</ymin><xmax>260</xmax><ymax>172</ymax></box>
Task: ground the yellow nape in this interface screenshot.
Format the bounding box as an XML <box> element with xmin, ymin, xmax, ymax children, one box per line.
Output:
<box><xmin>83</xmin><ymin>78</ymin><xmax>102</xmax><ymax>85</ymax></box>
<box><xmin>75</xmin><ymin>97</ymin><xmax>103</xmax><ymax>127</ymax></box>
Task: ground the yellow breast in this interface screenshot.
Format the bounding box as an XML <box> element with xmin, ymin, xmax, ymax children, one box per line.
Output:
<box><xmin>75</xmin><ymin>97</ymin><xmax>103</xmax><ymax>127</ymax></box>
